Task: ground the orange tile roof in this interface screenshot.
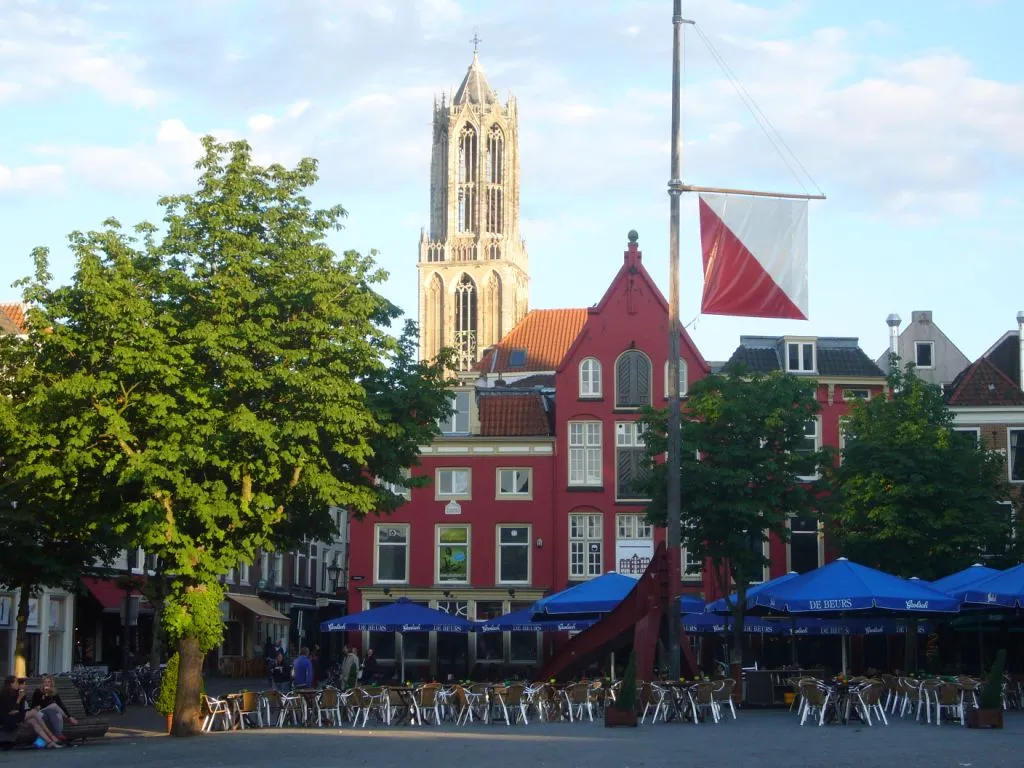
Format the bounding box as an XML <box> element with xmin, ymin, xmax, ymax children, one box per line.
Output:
<box><xmin>478</xmin><ymin>392</ymin><xmax>552</xmax><ymax>436</ymax></box>
<box><xmin>475</xmin><ymin>308</ymin><xmax>587</xmax><ymax>373</ymax></box>
<box><xmin>0</xmin><ymin>302</ymin><xmax>27</xmax><ymax>334</ymax></box>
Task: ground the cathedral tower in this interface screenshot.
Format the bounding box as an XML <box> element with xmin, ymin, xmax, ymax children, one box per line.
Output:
<box><xmin>418</xmin><ymin>51</ymin><xmax>530</xmax><ymax>369</ymax></box>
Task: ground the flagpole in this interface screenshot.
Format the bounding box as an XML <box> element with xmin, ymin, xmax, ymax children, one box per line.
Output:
<box><xmin>665</xmin><ymin>0</ymin><xmax>690</xmax><ymax>681</ymax></box>
<box><xmin>682</xmin><ymin>184</ymin><xmax>826</xmax><ymax>201</ymax></box>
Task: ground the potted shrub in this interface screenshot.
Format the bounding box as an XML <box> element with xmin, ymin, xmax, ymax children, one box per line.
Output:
<box><xmin>967</xmin><ymin>649</ymin><xmax>1005</xmax><ymax>729</ymax></box>
<box><xmin>605</xmin><ymin>650</ymin><xmax>638</xmax><ymax>727</ymax></box>
<box><xmin>155</xmin><ymin>653</ymin><xmax>180</xmax><ymax>733</ymax></box>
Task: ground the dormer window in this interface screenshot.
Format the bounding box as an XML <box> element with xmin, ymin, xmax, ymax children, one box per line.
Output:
<box><xmin>439</xmin><ymin>391</ymin><xmax>471</xmax><ymax>435</ymax></box>
<box><xmin>508</xmin><ymin>348</ymin><xmax>527</xmax><ymax>367</ymax></box>
<box><xmin>915</xmin><ymin>341</ymin><xmax>934</xmax><ymax>369</ymax></box>
<box><xmin>786</xmin><ymin>340</ymin><xmax>816</xmax><ymax>373</ymax></box>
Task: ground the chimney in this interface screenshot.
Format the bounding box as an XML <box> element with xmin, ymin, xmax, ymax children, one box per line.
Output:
<box><xmin>886</xmin><ymin>313</ymin><xmax>901</xmax><ymax>369</ymax></box>
<box><xmin>1017</xmin><ymin>310</ymin><xmax>1024</xmax><ymax>391</ymax></box>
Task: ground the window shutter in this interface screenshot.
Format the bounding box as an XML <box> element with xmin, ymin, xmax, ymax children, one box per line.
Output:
<box><xmin>635</xmin><ymin>355</ymin><xmax>650</xmax><ymax>405</ymax></box>
<box><xmin>617</xmin><ymin>447</ymin><xmax>633</xmax><ymax>497</ymax></box>
<box><xmin>616</xmin><ymin>354</ymin><xmax>633</xmax><ymax>406</ymax></box>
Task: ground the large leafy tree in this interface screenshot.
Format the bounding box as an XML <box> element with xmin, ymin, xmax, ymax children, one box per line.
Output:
<box><xmin>643</xmin><ymin>366</ymin><xmax>828</xmax><ymax>669</ymax></box>
<box><xmin>829</xmin><ymin>363</ymin><xmax>1014</xmax><ymax>580</ymax></box>
<box><xmin>0</xmin><ymin>320</ymin><xmax>128</xmax><ymax>676</ymax></box>
<box><xmin>8</xmin><ymin>138</ymin><xmax>453</xmax><ymax>735</ymax></box>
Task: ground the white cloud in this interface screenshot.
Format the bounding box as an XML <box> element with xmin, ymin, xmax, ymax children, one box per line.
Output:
<box><xmin>0</xmin><ymin>162</ymin><xmax>64</xmax><ymax>194</ymax></box>
<box><xmin>0</xmin><ymin>3</ymin><xmax>156</xmax><ymax>106</ymax></box>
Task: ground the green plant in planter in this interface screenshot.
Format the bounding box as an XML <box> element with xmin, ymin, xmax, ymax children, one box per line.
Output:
<box><xmin>980</xmin><ymin>649</ymin><xmax>1006</xmax><ymax>710</ymax></box>
<box><xmin>156</xmin><ymin>653</ymin><xmax>180</xmax><ymax>716</ymax></box>
<box><xmin>614</xmin><ymin>650</ymin><xmax>637</xmax><ymax>711</ymax></box>
<box><xmin>156</xmin><ymin>652</ymin><xmax>207</xmax><ymax>716</ymax></box>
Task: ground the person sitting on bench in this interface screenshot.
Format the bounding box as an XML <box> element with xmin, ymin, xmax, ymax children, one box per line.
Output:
<box><xmin>31</xmin><ymin>676</ymin><xmax>77</xmax><ymax>740</ymax></box>
<box><xmin>0</xmin><ymin>676</ymin><xmax>62</xmax><ymax>749</ymax></box>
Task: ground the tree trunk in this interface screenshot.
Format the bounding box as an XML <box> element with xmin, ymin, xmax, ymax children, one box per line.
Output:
<box><xmin>13</xmin><ymin>583</ymin><xmax>31</xmax><ymax>678</ymax></box>
<box><xmin>171</xmin><ymin>635</ymin><xmax>204</xmax><ymax>737</ymax></box>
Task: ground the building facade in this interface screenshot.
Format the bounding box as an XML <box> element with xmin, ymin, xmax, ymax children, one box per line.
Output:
<box><xmin>876</xmin><ymin>310</ymin><xmax>970</xmax><ymax>389</ymax></box>
<box><xmin>721</xmin><ymin>334</ymin><xmax>888</xmax><ymax>593</ymax></box>
<box><xmin>418</xmin><ymin>52</ymin><xmax>530</xmax><ymax>370</ymax></box>
<box><xmin>947</xmin><ymin>313</ymin><xmax>1024</xmax><ymax>522</ymax></box>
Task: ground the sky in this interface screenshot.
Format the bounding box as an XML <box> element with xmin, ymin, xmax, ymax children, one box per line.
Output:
<box><xmin>1</xmin><ymin>0</ymin><xmax>1022</xmax><ymax>364</ymax></box>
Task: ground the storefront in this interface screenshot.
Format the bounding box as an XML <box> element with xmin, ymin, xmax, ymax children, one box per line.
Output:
<box><xmin>213</xmin><ymin>593</ymin><xmax>290</xmax><ymax>677</ymax></box>
<box><xmin>0</xmin><ymin>588</ymin><xmax>75</xmax><ymax>677</ymax></box>
<box><xmin>73</xmin><ymin>577</ymin><xmax>154</xmax><ymax>668</ymax></box>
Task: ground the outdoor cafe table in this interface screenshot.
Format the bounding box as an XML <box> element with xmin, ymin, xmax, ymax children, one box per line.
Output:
<box><xmin>387</xmin><ymin>687</ymin><xmax>420</xmax><ymax>725</ymax></box>
<box><xmin>292</xmin><ymin>688</ymin><xmax>320</xmax><ymax>726</ymax></box>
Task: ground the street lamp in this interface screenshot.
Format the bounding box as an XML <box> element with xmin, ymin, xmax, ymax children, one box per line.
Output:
<box><xmin>326</xmin><ymin>561</ymin><xmax>343</xmax><ymax>594</ymax></box>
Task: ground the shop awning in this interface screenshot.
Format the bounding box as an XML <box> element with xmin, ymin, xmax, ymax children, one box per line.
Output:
<box><xmin>226</xmin><ymin>593</ymin><xmax>290</xmax><ymax>622</ymax></box>
<box><xmin>81</xmin><ymin>577</ymin><xmax>153</xmax><ymax>614</ymax></box>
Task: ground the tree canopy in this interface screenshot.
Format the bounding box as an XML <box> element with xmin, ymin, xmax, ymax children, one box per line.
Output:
<box><xmin>643</xmin><ymin>366</ymin><xmax>829</xmax><ymax>664</ymax></box>
<box><xmin>828</xmin><ymin>363</ymin><xmax>1015</xmax><ymax>580</ymax></box>
<box><xmin>2</xmin><ymin>137</ymin><xmax>453</xmax><ymax>732</ymax></box>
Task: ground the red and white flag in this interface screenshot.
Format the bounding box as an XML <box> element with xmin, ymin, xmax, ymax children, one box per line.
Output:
<box><xmin>698</xmin><ymin>192</ymin><xmax>808</xmax><ymax>320</ymax></box>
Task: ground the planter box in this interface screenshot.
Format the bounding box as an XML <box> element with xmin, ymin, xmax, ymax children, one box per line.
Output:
<box><xmin>604</xmin><ymin>707</ymin><xmax>638</xmax><ymax>728</ymax></box>
<box><xmin>967</xmin><ymin>708</ymin><xmax>1003</xmax><ymax>729</ymax></box>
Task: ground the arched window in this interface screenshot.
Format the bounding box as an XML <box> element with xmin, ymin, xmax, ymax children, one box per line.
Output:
<box><xmin>484</xmin><ymin>271</ymin><xmax>501</xmax><ymax>347</ymax></box>
<box><xmin>454</xmin><ymin>273</ymin><xmax>478</xmax><ymax>370</ymax></box>
<box><xmin>615</xmin><ymin>350</ymin><xmax>651</xmax><ymax>408</ymax></box>
<box><xmin>486</xmin><ymin>125</ymin><xmax>504</xmax><ymax>234</ymax></box>
<box><xmin>579</xmin><ymin>357</ymin><xmax>602</xmax><ymax>398</ymax></box>
<box><xmin>663</xmin><ymin>359</ymin><xmax>688</xmax><ymax>398</ymax></box>
<box><xmin>457</xmin><ymin>124</ymin><xmax>478</xmax><ymax>233</ymax></box>
<box><xmin>425</xmin><ymin>273</ymin><xmax>444</xmax><ymax>361</ymax></box>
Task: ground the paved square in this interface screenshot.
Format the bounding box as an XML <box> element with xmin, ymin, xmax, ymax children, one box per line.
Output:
<box><xmin>1</xmin><ymin>710</ymin><xmax>1018</xmax><ymax>768</ymax></box>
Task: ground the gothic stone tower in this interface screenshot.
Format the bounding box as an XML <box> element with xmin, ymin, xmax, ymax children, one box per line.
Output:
<box><xmin>418</xmin><ymin>52</ymin><xmax>530</xmax><ymax>369</ymax></box>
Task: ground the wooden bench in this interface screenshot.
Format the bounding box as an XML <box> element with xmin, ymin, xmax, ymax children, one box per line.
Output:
<box><xmin>0</xmin><ymin>677</ymin><xmax>109</xmax><ymax>748</ymax></box>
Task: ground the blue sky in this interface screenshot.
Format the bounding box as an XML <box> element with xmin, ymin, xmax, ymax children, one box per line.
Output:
<box><xmin>1</xmin><ymin>0</ymin><xmax>1021</xmax><ymax>363</ymax></box>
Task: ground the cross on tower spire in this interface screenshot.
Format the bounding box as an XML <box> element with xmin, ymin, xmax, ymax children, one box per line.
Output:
<box><xmin>470</xmin><ymin>28</ymin><xmax>482</xmax><ymax>54</ymax></box>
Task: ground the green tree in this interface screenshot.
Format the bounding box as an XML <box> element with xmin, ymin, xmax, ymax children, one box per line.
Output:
<box><xmin>643</xmin><ymin>365</ymin><xmax>828</xmax><ymax>670</ymax></box>
<box><xmin>0</xmin><ymin>321</ymin><xmax>127</xmax><ymax>676</ymax></box>
<box><xmin>9</xmin><ymin>137</ymin><xmax>453</xmax><ymax>735</ymax></box>
<box><xmin>829</xmin><ymin>363</ymin><xmax>1013</xmax><ymax>580</ymax></box>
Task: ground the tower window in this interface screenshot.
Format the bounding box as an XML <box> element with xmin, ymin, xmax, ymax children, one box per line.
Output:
<box><xmin>486</xmin><ymin>126</ymin><xmax>504</xmax><ymax>184</ymax></box>
<box><xmin>458</xmin><ymin>125</ymin><xmax>477</xmax><ymax>183</ymax></box>
<box><xmin>454</xmin><ymin>274</ymin><xmax>478</xmax><ymax>370</ymax></box>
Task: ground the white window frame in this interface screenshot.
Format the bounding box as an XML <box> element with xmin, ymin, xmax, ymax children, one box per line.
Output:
<box><xmin>842</xmin><ymin>388</ymin><xmax>870</xmax><ymax>401</ymax></box>
<box><xmin>914</xmin><ymin>341</ymin><xmax>935</xmax><ymax>369</ymax></box>
<box><xmin>1009</xmin><ymin>428</ymin><xmax>1024</xmax><ymax>484</ymax></box>
<box><xmin>786</xmin><ymin>515</ymin><xmax>824</xmax><ymax>574</ymax></box>
<box><xmin>615</xmin><ymin>421</ymin><xmax>650</xmax><ymax>502</ymax></box>
<box><xmin>745</xmin><ymin>532</ymin><xmax>770</xmax><ymax>585</ymax></box>
<box><xmin>616</xmin><ymin>513</ymin><xmax>653</xmax><ymax>541</ymax></box>
<box><xmin>796</xmin><ymin>416</ymin><xmax>822</xmax><ymax>481</ymax></box>
<box><xmin>496</xmin><ymin>525</ymin><xmax>531</xmax><ymax>585</ymax></box>
<box><xmin>681</xmin><ymin>544</ymin><xmax>703</xmax><ymax>582</ymax></box>
<box><xmin>496</xmin><ymin>468</ymin><xmax>532</xmax><ymax>500</ymax></box>
<box><xmin>785</xmin><ymin>340</ymin><xmax>817</xmax><ymax>373</ymax></box>
<box><xmin>579</xmin><ymin>357</ymin><xmax>602</xmax><ymax>399</ymax></box>
<box><xmin>568</xmin><ymin>420</ymin><xmax>602</xmax><ymax>486</ymax></box>
<box><xmin>436</xmin><ymin>467</ymin><xmax>472</xmax><ymax>500</ymax></box>
<box><xmin>379</xmin><ymin>468</ymin><xmax>412</xmax><ymax>501</ymax></box>
<box><xmin>224</xmin><ymin>567</ymin><xmax>235</xmax><ymax>584</ymax></box>
<box><xmin>375</xmin><ymin>524</ymin><xmax>410</xmax><ymax>584</ymax></box>
<box><xmin>436</xmin><ymin>524</ymin><xmax>471</xmax><ymax>584</ymax></box>
<box><xmin>260</xmin><ymin>551</ymin><xmax>270</xmax><ymax>584</ymax></box>
<box><xmin>569</xmin><ymin>512</ymin><xmax>603</xmax><ymax>580</ymax></box>
<box><xmin>663</xmin><ymin>359</ymin><xmax>688</xmax><ymax>398</ymax></box>
<box><xmin>439</xmin><ymin>390</ymin><xmax>471</xmax><ymax>435</ymax></box>
<box><xmin>838</xmin><ymin>416</ymin><xmax>851</xmax><ymax>465</ymax></box>
<box><xmin>273</xmin><ymin>553</ymin><xmax>283</xmax><ymax>587</ymax></box>
<box><xmin>239</xmin><ymin>562</ymin><xmax>250</xmax><ymax>586</ymax></box>
<box><xmin>293</xmin><ymin>546</ymin><xmax>306</xmax><ymax>586</ymax></box>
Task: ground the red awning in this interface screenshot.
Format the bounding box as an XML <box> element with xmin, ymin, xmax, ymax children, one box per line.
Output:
<box><xmin>81</xmin><ymin>577</ymin><xmax>152</xmax><ymax>614</ymax></box>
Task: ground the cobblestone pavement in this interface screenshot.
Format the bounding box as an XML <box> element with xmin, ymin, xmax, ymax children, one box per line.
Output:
<box><xmin>1</xmin><ymin>707</ymin><xmax>1017</xmax><ymax>768</ymax></box>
